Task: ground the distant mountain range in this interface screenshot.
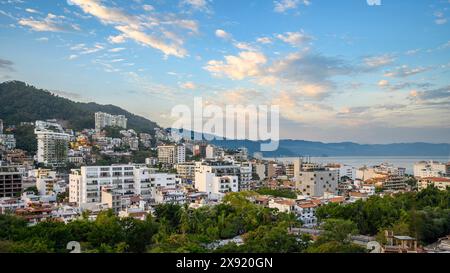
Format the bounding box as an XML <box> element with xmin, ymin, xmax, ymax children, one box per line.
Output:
<box><xmin>1</xmin><ymin>80</ymin><xmax>449</xmax><ymax>157</ymax></box>
<box><xmin>209</xmin><ymin>139</ymin><xmax>450</xmax><ymax>157</ymax></box>
<box><xmin>0</xmin><ymin>81</ymin><xmax>160</xmax><ymax>134</ymax></box>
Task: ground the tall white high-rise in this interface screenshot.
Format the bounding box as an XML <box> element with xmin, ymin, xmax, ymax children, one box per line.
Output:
<box><xmin>95</xmin><ymin>112</ymin><xmax>127</xmax><ymax>132</ymax></box>
<box><xmin>35</xmin><ymin>121</ymin><xmax>70</xmax><ymax>167</ymax></box>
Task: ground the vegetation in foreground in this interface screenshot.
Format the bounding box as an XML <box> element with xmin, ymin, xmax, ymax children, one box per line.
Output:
<box><xmin>0</xmin><ymin>187</ymin><xmax>448</xmax><ymax>253</ymax></box>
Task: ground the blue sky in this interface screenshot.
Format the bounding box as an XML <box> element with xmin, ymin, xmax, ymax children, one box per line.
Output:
<box><xmin>0</xmin><ymin>0</ymin><xmax>449</xmax><ymax>144</ymax></box>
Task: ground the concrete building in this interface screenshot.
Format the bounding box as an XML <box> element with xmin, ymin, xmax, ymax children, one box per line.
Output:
<box><xmin>69</xmin><ymin>165</ymin><xmax>177</xmax><ymax>207</ymax></box>
<box><xmin>327</xmin><ymin>164</ymin><xmax>356</xmax><ymax>181</ymax></box>
<box><xmin>154</xmin><ymin>187</ymin><xmax>186</xmax><ymax>205</ymax></box>
<box><xmin>0</xmin><ymin>134</ymin><xmax>16</xmax><ymax>150</ymax></box>
<box><xmin>35</xmin><ymin>121</ymin><xmax>70</xmax><ymax>167</ymax></box>
<box><xmin>175</xmin><ymin>162</ymin><xmax>196</xmax><ymax>181</ymax></box>
<box><xmin>95</xmin><ymin>112</ymin><xmax>127</xmax><ymax>132</ymax></box>
<box><xmin>0</xmin><ymin>166</ymin><xmax>22</xmax><ymax>198</ymax></box>
<box><xmin>157</xmin><ymin>144</ymin><xmax>186</xmax><ymax>165</ymax></box>
<box><xmin>414</xmin><ymin>161</ymin><xmax>448</xmax><ymax>178</ymax></box>
<box><xmin>285</xmin><ymin>163</ymin><xmax>295</xmax><ymax>178</ymax></box>
<box><xmin>253</xmin><ymin>162</ymin><xmax>267</xmax><ymax>181</ymax></box>
<box><xmin>294</xmin><ymin>161</ymin><xmax>338</xmax><ymax>197</ymax></box>
<box><xmin>239</xmin><ymin>161</ymin><xmax>252</xmax><ymax>191</ymax></box>
<box><xmin>0</xmin><ymin>119</ymin><xmax>3</xmax><ymax>134</ymax></box>
<box><xmin>418</xmin><ymin>177</ymin><xmax>450</xmax><ymax>191</ymax></box>
<box><xmin>194</xmin><ymin>161</ymin><xmax>240</xmax><ymax>200</ymax></box>
<box><xmin>101</xmin><ymin>186</ymin><xmax>122</xmax><ymax>213</ymax></box>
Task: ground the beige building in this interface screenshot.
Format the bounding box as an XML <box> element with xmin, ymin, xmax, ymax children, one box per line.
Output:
<box><xmin>418</xmin><ymin>177</ymin><xmax>450</xmax><ymax>191</ymax></box>
<box><xmin>175</xmin><ymin>162</ymin><xmax>196</xmax><ymax>180</ymax></box>
<box><xmin>157</xmin><ymin>144</ymin><xmax>186</xmax><ymax>164</ymax></box>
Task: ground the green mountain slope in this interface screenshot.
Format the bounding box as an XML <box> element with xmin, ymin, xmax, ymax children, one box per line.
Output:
<box><xmin>0</xmin><ymin>81</ymin><xmax>160</xmax><ymax>133</ymax></box>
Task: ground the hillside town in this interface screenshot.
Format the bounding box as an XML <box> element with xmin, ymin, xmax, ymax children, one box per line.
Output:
<box><xmin>0</xmin><ymin>114</ymin><xmax>449</xmax><ymax>253</ymax></box>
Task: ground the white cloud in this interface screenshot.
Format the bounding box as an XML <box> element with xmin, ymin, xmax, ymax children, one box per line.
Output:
<box><xmin>215</xmin><ymin>29</ymin><xmax>231</xmax><ymax>40</ymax></box>
<box><xmin>68</xmin><ymin>0</ymin><xmax>189</xmax><ymax>58</ymax></box>
<box><xmin>25</xmin><ymin>8</ymin><xmax>39</xmax><ymax>14</ymax></box>
<box><xmin>276</xmin><ymin>31</ymin><xmax>312</xmax><ymax>46</ymax></box>
<box><xmin>364</xmin><ymin>54</ymin><xmax>395</xmax><ymax>68</ymax></box>
<box><xmin>181</xmin><ymin>0</ymin><xmax>210</xmax><ymax>12</ymax></box>
<box><xmin>19</xmin><ymin>13</ymin><xmax>78</xmax><ymax>32</ymax></box>
<box><xmin>204</xmin><ymin>51</ymin><xmax>267</xmax><ymax>80</ymax></box>
<box><xmin>115</xmin><ymin>25</ymin><xmax>187</xmax><ymax>58</ymax></box>
<box><xmin>274</xmin><ymin>0</ymin><xmax>310</xmax><ymax>13</ymax></box>
<box><xmin>256</xmin><ymin>37</ymin><xmax>273</xmax><ymax>44</ymax></box>
<box><xmin>109</xmin><ymin>47</ymin><xmax>126</xmax><ymax>52</ymax></box>
<box><xmin>108</xmin><ymin>34</ymin><xmax>127</xmax><ymax>44</ymax></box>
<box><xmin>234</xmin><ymin>42</ymin><xmax>256</xmax><ymax>51</ymax></box>
<box><xmin>142</xmin><ymin>4</ymin><xmax>154</xmax><ymax>12</ymax></box>
<box><xmin>180</xmin><ymin>81</ymin><xmax>196</xmax><ymax>89</ymax></box>
<box><xmin>378</xmin><ymin>79</ymin><xmax>389</xmax><ymax>87</ymax></box>
<box><xmin>384</xmin><ymin>65</ymin><xmax>429</xmax><ymax>78</ymax></box>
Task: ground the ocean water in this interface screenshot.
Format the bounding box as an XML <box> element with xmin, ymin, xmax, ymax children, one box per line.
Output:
<box><xmin>264</xmin><ymin>156</ymin><xmax>450</xmax><ymax>175</ymax></box>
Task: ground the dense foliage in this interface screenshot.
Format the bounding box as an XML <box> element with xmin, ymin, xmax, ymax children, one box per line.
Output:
<box><xmin>14</xmin><ymin>124</ymin><xmax>37</xmax><ymax>154</ymax></box>
<box><xmin>0</xmin><ymin>81</ymin><xmax>159</xmax><ymax>134</ymax></box>
<box><xmin>255</xmin><ymin>187</ymin><xmax>297</xmax><ymax>199</ymax></box>
<box><xmin>1</xmin><ymin>189</ymin><xmax>447</xmax><ymax>253</ymax></box>
<box><xmin>0</xmin><ymin>193</ymin><xmax>310</xmax><ymax>253</ymax></box>
<box><xmin>316</xmin><ymin>187</ymin><xmax>450</xmax><ymax>244</ymax></box>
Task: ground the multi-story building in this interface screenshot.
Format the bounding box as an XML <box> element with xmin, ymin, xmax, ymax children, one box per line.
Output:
<box><xmin>327</xmin><ymin>164</ymin><xmax>356</xmax><ymax>181</ymax></box>
<box><xmin>0</xmin><ymin>134</ymin><xmax>16</xmax><ymax>150</ymax></box>
<box><xmin>101</xmin><ymin>186</ymin><xmax>122</xmax><ymax>213</ymax></box>
<box><xmin>294</xmin><ymin>161</ymin><xmax>338</xmax><ymax>197</ymax></box>
<box><xmin>253</xmin><ymin>162</ymin><xmax>267</xmax><ymax>181</ymax></box>
<box><xmin>0</xmin><ymin>119</ymin><xmax>3</xmax><ymax>134</ymax></box>
<box><xmin>193</xmin><ymin>143</ymin><xmax>208</xmax><ymax>158</ymax></box>
<box><xmin>285</xmin><ymin>163</ymin><xmax>295</xmax><ymax>178</ymax></box>
<box><xmin>95</xmin><ymin>112</ymin><xmax>127</xmax><ymax>132</ymax></box>
<box><xmin>35</xmin><ymin>120</ymin><xmax>70</xmax><ymax>167</ymax></box>
<box><xmin>154</xmin><ymin>187</ymin><xmax>186</xmax><ymax>205</ymax></box>
<box><xmin>414</xmin><ymin>161</ymin><xmax>448</xmax><ymax>178</ymax></box>
<box><xmin>175</xmin><ymin>162</ymin><xmax>196</xmax><ymax>181</ymax></box>
<box><xmin>239</xmin><ymin>162</ymin><xmax>253</xmax><ymax>191</ymax></box>
<box><xmin>69</xmin><ymin>165</ymin><xmax>135</xmax><ymax>205</ymax></box>
<box><xmin>418</xmin><ymin>177</ymin><xmax>450</xmax><ymax>191</ymax></box>
<box><xmin>382</xmin><ymin>176</ymin><xmax>408</xmax><ymax>191</ymax></box>
<box><xmin>69</xmin><ymin>165</ymin><xmax>177</xmax><ymax>207</ymax></box>
<box><xmin>157</xmin><ymin>144</ymin><xmax>186</xmax><ymax>164</ymax></box>
<box><xmin>267</xmin><ymin>162</ymin><xmax>284</xmax><ymax>178</ymax></box>
<box><xmin>32</xmin><ymin>169</ymin><xmax>59</xmax><ymax>196</ymax></box>
<box><xmin>0</xmin><ymin>166</ymin><xmax>22</xmax><ymax>198</ymax></box>
<box><xmin>194</xmin><ymin>161</ymin><xmax>240</xmax><ymax>200</ymax></box>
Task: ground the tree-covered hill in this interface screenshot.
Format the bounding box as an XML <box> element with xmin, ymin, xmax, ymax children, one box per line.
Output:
<box><xmin>0</xmin><ymin>81</ymin><xmax>160</xmax><ymax>134</ymax></box>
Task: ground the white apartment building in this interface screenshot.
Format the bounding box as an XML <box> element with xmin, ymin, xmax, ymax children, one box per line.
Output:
<box><xmin>157</xmin><ymin>144</ymin><xmax>186</xmax><ymax>164</ymax></box>
<box><xmin>95</xmin><ymin>112</ymin><xmax>127</xmax><ymax>132</ymax></box>
<box><xmin>154</xmin><ymin>187</ymin><xmax>186</xmax><ymax>205</ymax></box>
<box><xmin>328</xmin><ymin>164</ymin><xmax>356</xmax><ymax>180</ymax></box>
<box><xmin>69</xmin><ymin>165</ymin><xmax>177</xmax><ymax>207</ymax></box>
<box><xmin>414</xmin><ymin>161</ymin><xmax>448</xmax><ymax>178</ymax></box>
<box><xmin>35</xmin><ymin>121</ymin><xmax>70</xmax><ymax>167</ymax></box>
<box><xmin>296</xmin><ymin>202</ymin><xmax>318</xmax><ymax>227</ymax></box>
<box><xmin>239</xmin><ymin>162</ymin><xmax>253</xmax><ymax>191</ymax></box>
<box><xmin>0</xmin><ymin>134</ymin><xmax>16</xmax><ymax>150</ymax></box>
<box><xmin>194</xmin><ymin>161</ymin><xmax>240</xmax><ymax>200</ymax></box>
